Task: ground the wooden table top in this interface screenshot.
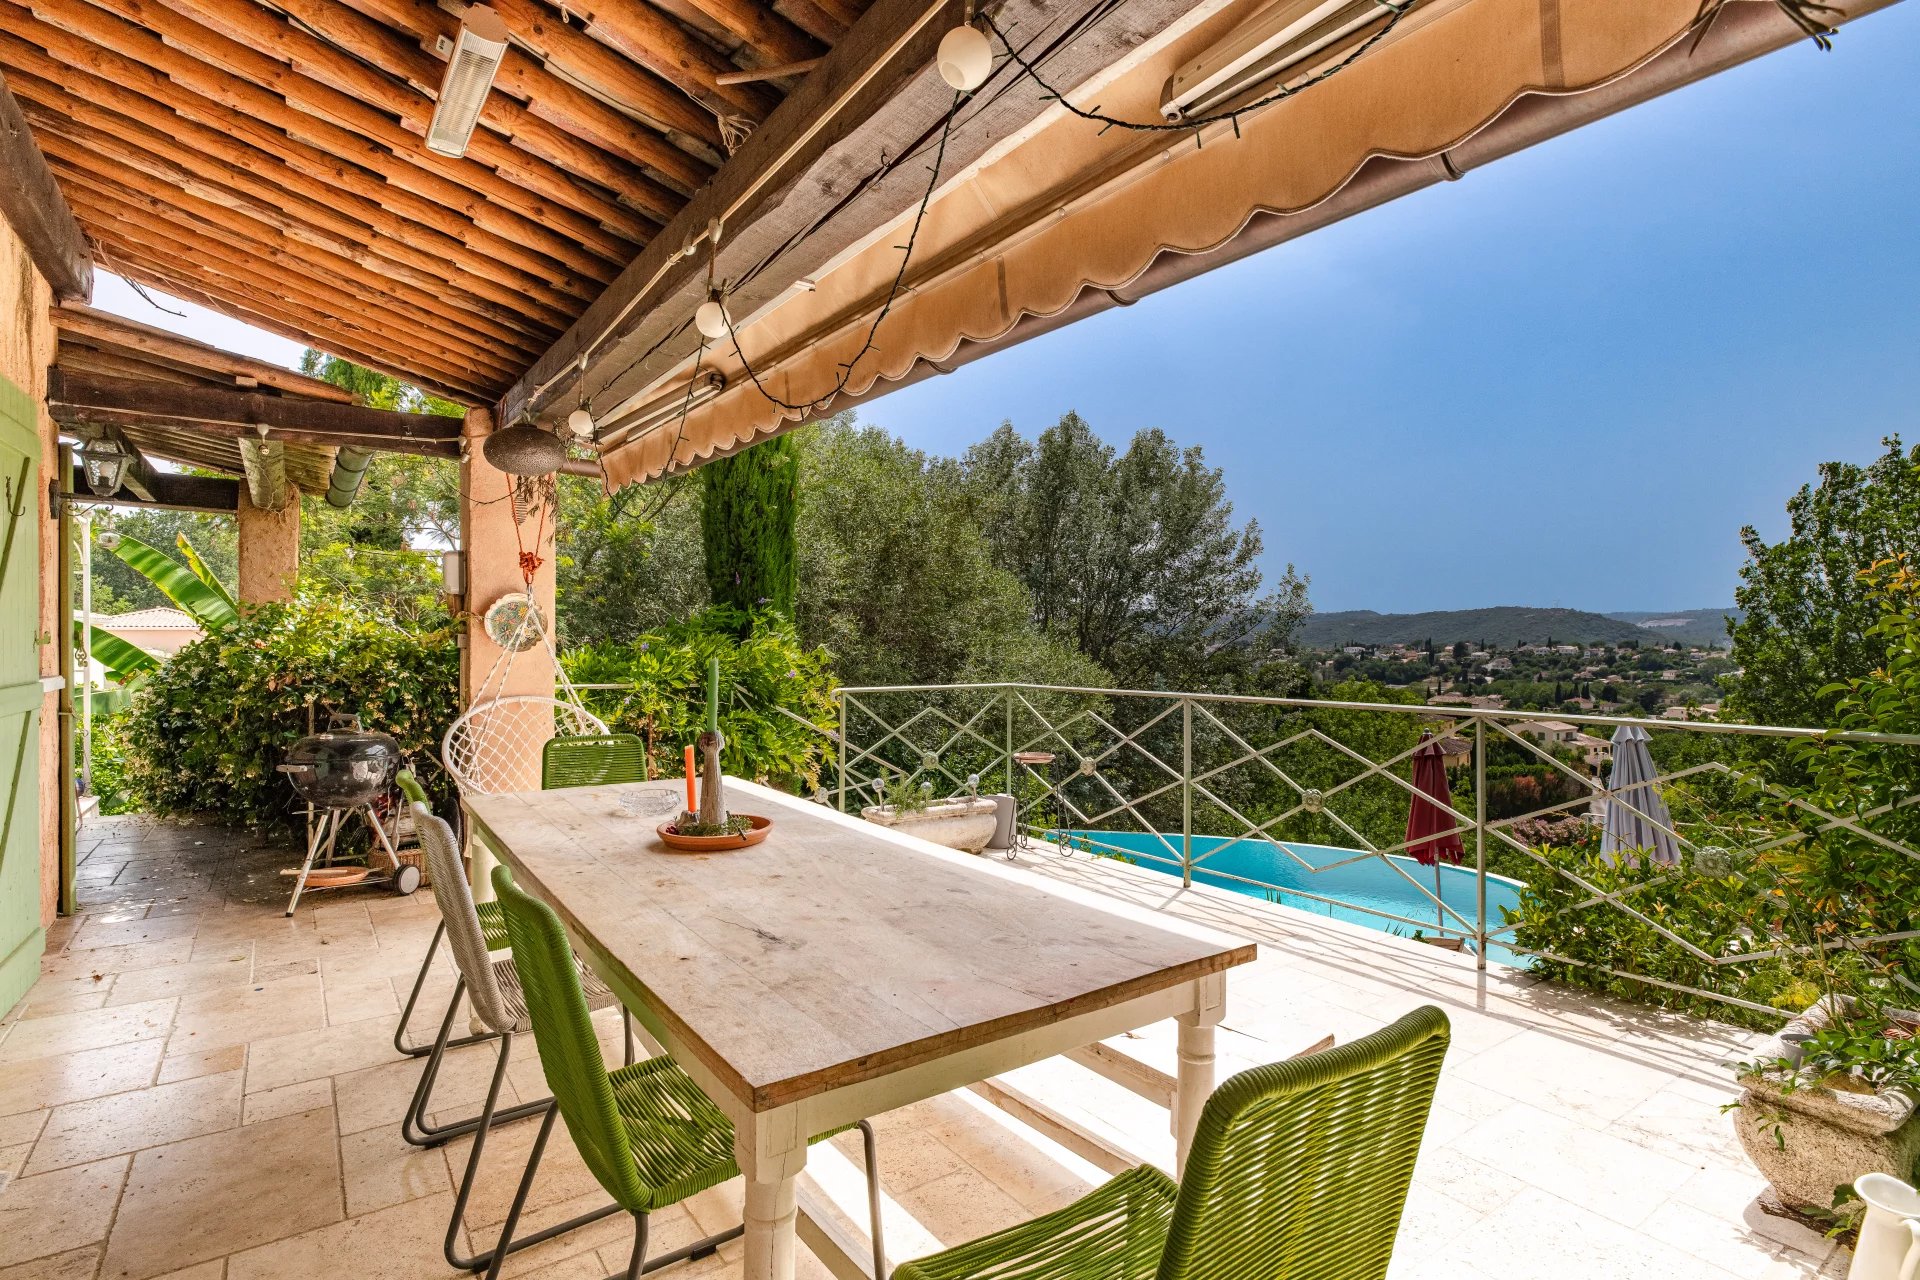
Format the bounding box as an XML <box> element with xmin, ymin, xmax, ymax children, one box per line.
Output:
<box><xmin>466</xmin><ymin>777</ymin><xmax>1256</xmax><ymax>1112</ymax></box>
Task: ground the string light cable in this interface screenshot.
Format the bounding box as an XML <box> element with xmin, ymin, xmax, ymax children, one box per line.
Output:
<box><xmin>717</xmin><ymin>90</ymin><xmax>964</xmax><ymax>416</ymax></box>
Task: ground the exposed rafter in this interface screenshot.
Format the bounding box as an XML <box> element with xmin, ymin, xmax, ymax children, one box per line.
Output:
<box><xmin>68</xmin><ymin>465</ymin><xmax>239</xmax><ymax>513</ymax></box>
<box><xmin>0</xmin><ymin>65</ymin><xmax>91</xmax><ymax>299</ymax></box>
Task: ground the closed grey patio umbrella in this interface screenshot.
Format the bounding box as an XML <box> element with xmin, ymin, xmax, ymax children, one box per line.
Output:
<box><xmin>1600</xmin><ymin>724</ymin><xmax>1680</xmax><ymax>865</ymax></box>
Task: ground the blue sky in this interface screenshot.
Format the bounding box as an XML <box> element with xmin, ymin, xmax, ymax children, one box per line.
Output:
<box><xmin>97</xmin><ymin>3</ymin><xmax>1919</xmax><ymax>615</ymax></box>
<box><xmin>862</xmin><ymin>4</ymin><xmax>1920</xmax><ymax>614</ymax></box>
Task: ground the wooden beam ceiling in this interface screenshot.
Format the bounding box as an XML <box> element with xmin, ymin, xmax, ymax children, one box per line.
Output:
<box><xmin>55</xmin><ymin>303</ymin><xmax>359</xmax><ymax>401</ymax></box>
<box><xmin>1</xmin><ymin>0</ymin><xmax>881</xmax><ymax>399</ymax></box>
<box><xmin>0</xmin><ymin>65</ymin><xmax>91</xmax><ymax>299</ymax></box>
<box><xmin>70</xmin><ymin>464</ymin><xmax>240</xmax><ymax>513</ymax></box>
<box><xmin>49</xmin><ymin>369</ymin><xmax>466</xmax><ymax>458</ymax></box>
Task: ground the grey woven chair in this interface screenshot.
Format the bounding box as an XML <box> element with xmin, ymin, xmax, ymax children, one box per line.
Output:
<box><xmin>396</xmin><ymin>772</ymin><xmax>636</xmax><ymax>1273</ymax></box>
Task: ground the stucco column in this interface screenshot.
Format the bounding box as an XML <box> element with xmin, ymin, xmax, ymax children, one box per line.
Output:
<box><xmin>459</xmin><ymin>408</ymin><xmax>557</xmax><ymax>899</ymax></box>
<box><xmin>236</xmin><ymin>484</ymin><xmax>301</xmax><ymax>604</ymax></box>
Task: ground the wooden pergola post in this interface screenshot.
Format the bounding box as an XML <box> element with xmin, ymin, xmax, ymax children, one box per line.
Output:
<box><xmin>458</xmin><ymin>406</ymin><xmax>556</xmax><ymax>900</ymax></box>
<box><xmin>235</xmin><ymin>483</ymin><xmax>300</xmax><ymax>604</ymax></box>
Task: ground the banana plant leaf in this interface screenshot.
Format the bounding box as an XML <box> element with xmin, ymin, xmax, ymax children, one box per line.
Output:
<box><xmin>176</xmin><ymin>533</ymin><xmax>237</xmax><ymax>611</ymax></box>
<box><xmin>110</xmin><ymin>536</ymin><xmax>239</xmax><ymax>632</ymax></box>
<box><xmin>78</xmin><ymin>620</ymin><xmax>159</xmax><ymax>681</ymax></box>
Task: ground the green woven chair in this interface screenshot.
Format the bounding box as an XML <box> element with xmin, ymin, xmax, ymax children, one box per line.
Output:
<box><xmin>892</xmin><ymin>1004</ymin><xmax>1451</xmax><ymax>1280</ymax></box>
<box><xmin>490</xmin><ymin>865</ymin><xmax>888</xmax><ymax>1280</ymax></box>
<box><xmin>542</xmin><ymin>734</ymin><xmax>648</xmax><ymax>789</ymax></box>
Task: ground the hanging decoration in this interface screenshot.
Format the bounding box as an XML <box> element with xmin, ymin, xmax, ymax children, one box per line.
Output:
<box><xmin>484</xmin><ymin>421</ymin><xmax>567</xmax><ymax>475</ymax></box>
<box><xmin>482</xmin><ymin>594</ymin><xmax>548</xmax><ymax>652</ymax></box>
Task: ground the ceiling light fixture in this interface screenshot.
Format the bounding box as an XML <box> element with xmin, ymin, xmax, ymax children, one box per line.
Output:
<box><xmin>937</xmin><ymin>22</ymin><xmax>993</xmax><ymax>91</ymax></box>
<box><xmin>694</xmin><ymin>295</ymin><xmax>731</xmax><ymax>341</ymax></box>
<box><xmin>425</xmin><ymin>5</ymin><xmax>511</xmax><ymax>158</ymax></box>
<box><xmin>1160</xmin><ymin>0</ymin><xmax>1416</xmax><ymax>121</ymax></box>
<box><xmin>77</xmin><ymin>435</ymin><xmax>131</xmax><ymax>497</ymax></box>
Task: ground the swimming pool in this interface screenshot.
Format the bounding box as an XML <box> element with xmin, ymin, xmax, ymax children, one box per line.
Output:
<box><xmin>1052</xmin><ymin>829</ymin><xmax>1530</xmax><ymax>968</ymax></box>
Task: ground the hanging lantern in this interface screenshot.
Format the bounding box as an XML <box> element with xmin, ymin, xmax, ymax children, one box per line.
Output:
<box><xmin>78</xmin><ymin>435</ymin><xmax>131</xmax><ymax>496</ymax></box>
<box><xmin>483</xmin><ymin>422</ymin><xmax>567</xmax><ymax>476</ymax></box>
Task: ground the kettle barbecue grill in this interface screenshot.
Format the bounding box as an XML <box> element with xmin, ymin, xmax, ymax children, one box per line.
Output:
<box><xmin>277</xmin><ymin>713</ymin><xmax>421</xmax><ymax>914</ymax></box>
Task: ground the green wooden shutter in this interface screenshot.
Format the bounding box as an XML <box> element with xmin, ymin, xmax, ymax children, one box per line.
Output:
<box><xmin>0</xmin><ymin>375</ymin><xmax>45</xmax><ymax>1014</ymax></box>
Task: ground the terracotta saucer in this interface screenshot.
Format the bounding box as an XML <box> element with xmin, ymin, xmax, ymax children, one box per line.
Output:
<box><xmin>655</xmin><ymin>814</ymin><xmax>773</xmax><ymax>853</ymax></box>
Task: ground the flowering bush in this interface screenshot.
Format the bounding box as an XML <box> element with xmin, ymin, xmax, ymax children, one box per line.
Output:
<box><xmin>562</xmin><ymin>606</ymin><xmax>837</xmax><ymax>792</ymax></box>
<box><xmin>120</xmin><ymin>590</ymin><xmax>460</xmax><ymax>837</ymax></box>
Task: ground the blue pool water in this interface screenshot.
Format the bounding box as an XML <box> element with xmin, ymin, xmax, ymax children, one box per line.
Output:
<box><xmin>1053</xmin><ymin>830</ymin><xmax>1530</xmax><ymax>968</ymax></box>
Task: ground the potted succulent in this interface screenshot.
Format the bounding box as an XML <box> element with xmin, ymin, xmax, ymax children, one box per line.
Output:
<box><xmin>861</xmin><ymin>773</ymin><xmax>1000</xmax><ymax>854</ymax></box>
<box><xmin>1729</xmin><ymin>559</ymin><xmax>1920</xmax><ymax>1214</ymax></box>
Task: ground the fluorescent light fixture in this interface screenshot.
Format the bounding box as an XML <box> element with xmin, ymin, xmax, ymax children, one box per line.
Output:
<box><xmin>595</xmin><ymin>372</ymin><xmax>727</xmax><ymax>449</ymax></box>
<box><xmin>425</xmin><ymin>5</ymin><xmax>510</xmax><ymax>158</ymax></box>
<box><xmin>1160</xmin><ymin>0</ymin><xmax>1415</xmax><ymax>121</ymax></box>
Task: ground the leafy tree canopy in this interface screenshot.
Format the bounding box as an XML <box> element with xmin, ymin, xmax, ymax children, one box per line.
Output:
<box><xmin>954</xmin><ymin>413</ymin><xmax>1308</xmax><ymax>690</ymax></box>
<box><xmin>1727</xmin><ymin>436</ymin><xmax>1920</xmax><ymax>728</ymax></box>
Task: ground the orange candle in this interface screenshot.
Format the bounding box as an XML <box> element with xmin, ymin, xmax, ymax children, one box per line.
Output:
<box><xmin>684</xmin><ymin>744</ymin><xmax>696</xmax><ymax>814</ymax></box>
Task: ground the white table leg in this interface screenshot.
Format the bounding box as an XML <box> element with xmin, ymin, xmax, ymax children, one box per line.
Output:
<box><xmin>737</xmin><ymin>1106</ymin><xmax>808</xmax><ymax>1280</ymax></box>
<box><xmin>1173</xmin><ymin>973</ymin><xmax>1226</xmax><ymax>1175</ymax></box>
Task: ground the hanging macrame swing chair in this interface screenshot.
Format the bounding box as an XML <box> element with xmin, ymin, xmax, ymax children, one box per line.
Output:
<box><xmin>441</xmin><ymin>429</ymin><xmax>605</xmax><ymax>796</ymax></box>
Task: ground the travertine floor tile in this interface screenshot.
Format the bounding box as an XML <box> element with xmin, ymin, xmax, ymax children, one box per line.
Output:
<box><xmin>0</xmin><ymin>1156</ymin><xmax>130</xmax><ymax>1270</ymax></box>
<box><xmin>26</xmin><ymin>1071</ymin><xmax>243</xmax><ymax>1175</ymax></box>
<box><xmin>0</xmin><ymin>1039</ymin><xmax>164</xmax><ymax>1116</ymax></box>
<box><xmin>101</xmin><ymin>1107</ymin><xmax>342</xmax><ymax>1280</ymax></box>
<box><xmin>0</xmin><ymin>1000</ymin><xmax>175</xmax><ymax>1065</ymax></box>
<box><xmin>224</xmin><ymin>1193</ymin><xmax>453</xmax><ymax>1280</ymax></box>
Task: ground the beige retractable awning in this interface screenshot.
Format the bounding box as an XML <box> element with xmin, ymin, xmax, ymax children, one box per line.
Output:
<box><xmin>600</xmin><ymin>0</ymin><xmax>1874</xmax><ymax>488</ymax></box>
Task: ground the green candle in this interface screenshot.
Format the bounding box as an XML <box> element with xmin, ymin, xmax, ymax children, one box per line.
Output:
<box><xmin>706</xmin><ymin>656</ymin><xmax>720</xmax><ymax>733</ymax></box>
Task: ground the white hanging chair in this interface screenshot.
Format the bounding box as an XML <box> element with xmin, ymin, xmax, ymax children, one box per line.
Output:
<box><xmin>442</xmin><ymin>589</ymin><xmax>605</xmax><ymax>795</ymax></box>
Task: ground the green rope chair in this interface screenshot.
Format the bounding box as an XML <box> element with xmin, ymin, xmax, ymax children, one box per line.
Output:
<box><xmin>490</xmin><ymin>864</ymin><xmax>889</xmax><ymax>1280</ymax></box>
<box><xmin>892</xmin><ymin>1004</ymin><xmax>1451</xmax><ymax>1280</ymax></box>
<box><xmin>542</xmin><ymin>734</ymin><xmax>649</xmax><ymax>790</ymax></box>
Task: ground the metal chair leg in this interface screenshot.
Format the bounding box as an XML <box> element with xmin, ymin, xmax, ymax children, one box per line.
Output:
<box><xmin>402</xmin><ymin>978</ymin><xmax>543</xmax><ymax>1148</ymax></box>
<box><xmin>443</xmin><ymin>1033</ymin><xmax>624</xmax><ymax>1273</ymax></box>
<box><xmin>857</xmin><ymin>1118</ymin><xmax>887</xmax><ymax>1280</ymax></box>
<box><xmin>483</xmin><ymin>1104</ymin><xmax>558</xmax><ymax>1280</ymax></box>
<box><xmin>394</xmin><ymin>920</ymin><xmax>504</xmax><ymax>1059</ymax></box>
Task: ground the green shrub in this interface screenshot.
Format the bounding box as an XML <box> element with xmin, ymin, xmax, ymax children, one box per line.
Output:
<box><xmin>120</xmin><ymin>590</ymin><xmax>459</xmax><ymax>837</ymax></box>
<box><xmin>88</xmin><ymin>711</ymin><xmax>139</xmax><ymax>817</ymax></box>
<box><xmin>563</xmin><ymin>606</ymin><xmax>836</xmax><ymax>792</ymax></box>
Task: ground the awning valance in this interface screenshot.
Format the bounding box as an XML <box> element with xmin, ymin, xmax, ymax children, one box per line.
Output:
<box><xmin>600</xmin><ymin>0</ymin><xmax>1872</xmax><ymax>487</ymax></box>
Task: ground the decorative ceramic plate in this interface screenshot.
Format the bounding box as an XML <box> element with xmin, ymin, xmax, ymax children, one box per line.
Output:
<box><xmin>655</xmin><ymin>814</ymin><xmax>773</xmax><ymax>853</ymax></box>
<box><xmin>483</xmin><ymin>592</ymin><xmax>547</xmax><ymax>652</ymax></box>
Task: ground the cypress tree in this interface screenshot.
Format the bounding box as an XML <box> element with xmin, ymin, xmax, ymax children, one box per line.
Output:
<box><xmin>701</xmin><ymin>432</ymin><xmax>800</xmax><ymax>617</ymax></box>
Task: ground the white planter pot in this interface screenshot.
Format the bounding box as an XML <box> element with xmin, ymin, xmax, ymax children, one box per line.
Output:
<box><xmin>1735</xmin><ymin>999</ymin><xmax>1920</xmax><ymax>1212</ymax></box>
<box><xmin>861</xmin><ymin>797</ymin><xmax>1000</xmax><ymax>854</ymax></box>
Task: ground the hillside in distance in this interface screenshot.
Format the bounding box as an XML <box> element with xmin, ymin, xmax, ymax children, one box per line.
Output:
<box><xmin>1604</xmin><ymin>609</ymin><xmax>1740</xmax><ymax>648</ymax></box>
<box><xmin>1298</xmin><ymin>606</ymin><xmax>1735</xmax><ymax>649</ymax></box>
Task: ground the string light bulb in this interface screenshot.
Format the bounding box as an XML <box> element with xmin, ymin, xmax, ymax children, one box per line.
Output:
<box><xmin>937</xmin><ymin>23</ymin><xmax>992</xmax><ymax>91</ymax></box>
<box><xmin>694</xmin><ymin>295</ymin><xmax>731</xmax><ymax>341</ymax></box>
<box><xmin>565</xmin><ymin>407</ymin><xmax>595</xmax><ymax>440</ymax></box>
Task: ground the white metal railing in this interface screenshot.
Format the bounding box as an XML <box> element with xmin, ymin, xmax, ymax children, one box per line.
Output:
<box><xmin>821</xmin><ymin>682</ymin><xmax>1920</xmax><ymax>1021</ymax></box>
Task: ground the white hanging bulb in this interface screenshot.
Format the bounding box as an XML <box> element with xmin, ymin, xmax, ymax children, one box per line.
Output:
<box><xmin>694</xmin><ymin>296</ymin><xmax>730</xmax><ymax>341</ymax></box>
<box><xmin>566</xmin><ymin>407</ymin><xmax>595</xmax><ymax>439</ymax></box>
<box><xmin>938</xmin><ymin>23</ymin><xmax>992</xmax><ymax>92</ymax></box>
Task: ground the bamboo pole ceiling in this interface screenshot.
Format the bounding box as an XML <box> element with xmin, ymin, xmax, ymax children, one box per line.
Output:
<box><xmin>0</xmin><ymin>0</ymin><xmax>869</xmax><ymax>403</ymax></box>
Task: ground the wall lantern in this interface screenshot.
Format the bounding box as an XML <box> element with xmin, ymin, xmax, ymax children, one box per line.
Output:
<box><xmin>441</xmin><ymin>549</ymin><xmax>465</xmax><ymax>597</ymax></box>
<box><xmin>78</xmin><ymin>436</ymin><xmax>131</xmax><ymax>496</ymax></box>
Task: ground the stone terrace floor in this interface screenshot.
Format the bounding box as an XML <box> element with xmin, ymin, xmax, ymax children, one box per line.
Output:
<box><xmin>0</xmin><ymin>814</ymin><xmax>1847</xmax><ymax>1280</ymax></box>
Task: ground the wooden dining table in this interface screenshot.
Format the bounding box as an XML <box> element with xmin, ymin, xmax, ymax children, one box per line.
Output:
<box><xmin>465</xmin><ymin>776</ymin><xmax>1256</xmax><ymax>1280</ymax></box>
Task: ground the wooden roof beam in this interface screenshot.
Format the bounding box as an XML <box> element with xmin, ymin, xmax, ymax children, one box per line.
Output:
<box><xmin>548</xmin><ymin>0</ymin><xmax>783</xmax><ymax>123</ymax></box>
<box><xmin>68</xmin><ymin>464</ymin><xmax>239</xmax><ymax>514</ymax></box>
<box><xmin>0</xmin><ymin>20</ymin><xmax>603</xmax><ymax>314</ymax></box>
<box><xmin>16</xmin><ymin>0</ymin><xmax>629</xmax><ymax>282</ymax></box>
<box><xmin>238</xmin><ymin>437</ymin><xmax>290</xmax><ymax>511</ymax></box>
<box><xmin>121</xmin><ymin>0</ymin><xmax>660</xmax><ymax>244</ymax></box>
<box><xmin>50</xmin><ymin>371</ymin><xmax>467</xmax><ymax>455</ymax></box>
<box><xmin>0</xmin><ymin>66</ymin><xmax>91</xmax><ymax>299</ymax></box>
<box><xmin>674</xmin><ymin>0</ymin><xmax>824</xmax><ymax>71</ymax></box>
<box><xmin>55</xmin><ymin>303</ymin><xmax>357</xmax><ymax>402</ymax></box>
<box><xmin>43</xmin><ymin>155</ymin><xmax>541</xmax><ymax>379</ymax></box>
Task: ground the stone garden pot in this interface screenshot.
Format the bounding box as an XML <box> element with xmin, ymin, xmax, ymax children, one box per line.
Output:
<box><xmin>1734</xmin><ymin>998</ymin><xmax>1920</xmax><ymax>1212</ymax></box>
<box><xmin>861</xmin><ymin>797</ymin><xmax>1000</xmax><ymax>854</ymax></box>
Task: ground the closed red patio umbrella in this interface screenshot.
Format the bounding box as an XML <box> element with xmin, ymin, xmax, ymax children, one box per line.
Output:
<box><xmin>1405</xmin><ymin>732</ymin><xmax>1465</xmax><ymax>937</ymax></box>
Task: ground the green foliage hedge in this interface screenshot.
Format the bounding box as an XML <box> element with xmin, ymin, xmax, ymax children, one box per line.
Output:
<box><xmin>121</xmin><ymin>592</ymin><xmax>460</xmax><ymax>837</ymax></box>
<box><xmin>563</xmin><ymin>606</ymin><xmax>836</xmax><ymax>792</ymax></box>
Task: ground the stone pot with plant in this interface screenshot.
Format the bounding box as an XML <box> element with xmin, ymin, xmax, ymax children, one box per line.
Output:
<box><xmin>1729</xmin><ymin>558</ymin><xmax>1920</xmax><ymax>1214</ymax></box>
<box><xmin>861</xmin><ymin>773</ymin><xmax>999</xmax><ymax>854</ymax></box>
